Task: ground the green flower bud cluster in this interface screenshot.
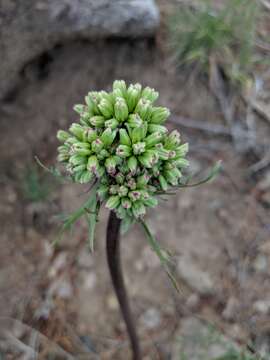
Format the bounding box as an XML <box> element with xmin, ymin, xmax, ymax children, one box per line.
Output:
<box><xmin>57</xmin><ymin>80</ymin><xmax>189</xmax><ymax>219</ymax></box>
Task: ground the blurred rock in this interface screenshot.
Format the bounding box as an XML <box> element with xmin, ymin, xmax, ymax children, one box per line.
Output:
<box><xmin>140</xmin><ymin>307</ymin><xmax>161</xmax><ymax>330</ymax></box>
<box><xmin>253</xmin><ymin>300</ymin><xmax>270</xmax><ymax>315</ymax></box>
<box><xmin>253</xmin><ymin>254</ymin><xmax>268</xmax><ymax>273</ymax></box>
<box><xmin>185</xmin><ymin>293</ymin><xmax>200</xmax><ymax>310</ymax></box>
<box><xmin>171</xmin><ymin>317</ymin><xmax>239</xmax><ymax>360</ymax></box>
<box><xmin>82</xmin><ymin>272</ymin><xmax>97</xmax><ymax>290</ymax></box>
<box><xmin>222</xmin><ymin>297</ymin><xmax>240</xmax><ymax>321</ymax></box>
<box><xmin>48</xmin><ymin>252</ymin><xmax>68</xmax><ymax>278</ymax></box>
<box><xmin>0</xmin><ymin>0</ymin><xmax>159</xmax><ymax>99</ymax></box>
<box><xmin>177</xmin><ymin>255</ymin><xmax>215</xmax><ymax>295</ymax></box>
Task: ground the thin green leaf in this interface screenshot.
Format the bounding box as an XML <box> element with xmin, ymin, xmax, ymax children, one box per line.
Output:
<box><xmin>177</xmin><ymin>160</ymin><xmax>222</xmax><ymax>188</ymax></box>
<box><xmin>85</xmin><ymin>199</ymin><xmax>100</xmax><ymax>252</ymax></box>
<box><xmin>54</xmin><ymin>183</ymin><xmax>99</xmax><ymax>246</ymax></box>
<box><xmin>121</xmin><ymin>215</ymin><xmax>136</xmax><ymax>235</ymax></box>
<box><xmin>140</xmin><ymin>219</ymin><xmax>181</xmax><ymax>293</ymax></box>
<box><xmin>35</xmin><ymin>156</ymin><xmax>70</xmax><ymax>182</ymax></box>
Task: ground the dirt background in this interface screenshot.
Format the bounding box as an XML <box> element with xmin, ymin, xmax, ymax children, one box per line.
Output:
<box><xmin>1</xmin><ymin>2</ymin><xmax>270</xmax><ymax>359</ymax></box>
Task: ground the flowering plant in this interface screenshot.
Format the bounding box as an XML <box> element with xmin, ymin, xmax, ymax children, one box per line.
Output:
<box><xmin>40</xmin><ymin>80</ymin><xmax>220</xmax><ymax>358</ymax></box>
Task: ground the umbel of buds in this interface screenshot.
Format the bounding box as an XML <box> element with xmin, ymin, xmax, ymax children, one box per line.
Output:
<box><xmin>57</xmin><ymin>80</ymin><xmax>189</xmax><ymax>220</ymax></box>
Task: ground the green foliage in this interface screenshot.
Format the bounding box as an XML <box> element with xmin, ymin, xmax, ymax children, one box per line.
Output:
<box><xmin>22</xmin><ymin>164</ymin><xmax>53</xmax><ymax>202</ymax></box>
<box><xmin>168</xmin><ymin>0</ymin><xmax>259</xmax><ymax>86</ymax></box>
<box><xmin>214</xmin><ymin>348</ymin><xmax>260</xmax><ymax>360</ymax></box>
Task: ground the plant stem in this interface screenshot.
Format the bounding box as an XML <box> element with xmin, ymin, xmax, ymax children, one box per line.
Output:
<box><xmin>106</xmin><ymin>211</ymin><xmax>142</xmax><ymax>360</ymax></box>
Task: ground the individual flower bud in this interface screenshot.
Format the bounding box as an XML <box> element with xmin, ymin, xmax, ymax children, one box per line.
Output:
<box><xmin>138</xmin><ymin>150</ymin><xmax>158</xmax><ymax>168</ymax></box>
<box><xmin>174</xmin><ymin>158</ymin><xmax>189</xmax><ymax>168</ymax></box>
<box><xmin>101</xmin><ymin>128</ymin><xmax>117</xmax><ymax>147</ymax></box>
<box><xmin>96</xmin><ymin>166</ymin><xmax>105</xmax><ymax>178</ymax></box>
<box><xmin>132</xmin><ymin>201</ymin><xmax>146</xmax><ymax>218</ymax></box>
<box><xmin>152</xmin><ymin>164</ymin><xmax>160</xmax><ymax>177</ymax></box>
<box><xmin>58</xmin><ymin>144</ymin><xmax>69</xmax><ymax>154</ymax></box>
<box><xmin>98</xmin><ymin>98</ymin><xmax>114</xmax><ymax>118</ymax></box>
<box><xmin>74</xmin><ymin>148</ymin><xmax>91</xmax><ymax>156</ymax></box>
<box><xmin>84</xmin><ymin>128</ymin><xmax>97</xmax><ymax>143</ymax></box>
<box><xmin>140</xmin><ymin>190</ymin><xmax>150</xmax><ymax>200</ymax></box>
<box><xmin>126</xmin><ymin>83</ymin><xmax>142</xmax><ymax>111</ymax></box>
<box><xmin>119</xmin><ymin>163</ymin><xmax>130</xmax><ymax>174</ymax></box>
<box><xmin>78</xmin><ymin>171</ymin><xmax>93</xmax><ymax>184</ymax></box>
<box><xmin>143</xmin><ymin>196</ymin><xmax>158</xmax><ymax>208</ymax></box>
<box><xmin>132</xmin><ymin>142</ymin><xmax>146</xmax><ymax>155</ymax></box>
<box><xmin>129</xmin><ymin>190</ymin><xmax>142</xmax><ymax>202</ymax></box>
<box><xmin>57</xmin><ymin>153</ymin><xmax>69</xmax><ymax>162</ymax></box>
<box><xmin>149</xmin><ymin>107</ymin><xmax>170</xmax><ymax>124</ymax></box>
<box><xmin>105</xmin><ymin>156</ymin><xmax>117</xmax><ymax>175</ymax></box>
<box><xmin>170</xmin><ymin>167</ymin><xmax>182</xmax><ymax>179</ymax></box>
<box><xmin>156</xmin><ymin>145</ymin><xmax>170</xmax><ymax>160</ymax></box>
<box><xmin>127</xmin><ymin>114</ymin><xmax>143</xmax><ymax>128</ymax></box>
<box><xmin>113</xmin><ymin>80</ymin><xmax>127</xmax><ymax>97</ymax></box>
<box><xmin>86</xmin><ymin>92</ymin><xmax>100</xmax><ymax>114</ymax></box>
<box><xmin>105</xmin><ymin>118</ymin><xmax>119</xmax><ymax>129</ymax></box>
<box><xmin>105</xmin><ymin>195</ymin><xmax>120</xmax><ymax>210</ymax></box>
<box><xmin>116</xmin><ymin>144</ymin><xmax>131</xmax><ymax>158</ymax></box>
<box><xmin>66</xmin><ymin>136</ymin><xmax>78</xmax><ymax>145</ymax></box>
<box><xmin>89</xmin><ymin>115</ymin><xmax>105</xmax><ymax>128</ymax></box>
<box><xmin>158</xmin><ymin>174</ymin><xmax>168</xmax><ymax>191</ymax></box>
<box><xmin>130</xmin><ymin>126</ymin><xmax>145</xmax><ymax>144</ymax></box>
<box><xmin>115</xmin><ymin>172</ymin><xmax>125</xmax><ymax>184</ymax></box>
<box><xmin>73</xmin><ymin>104</ymin><xmax>85</xmax><ymax>114</ymax></box>
<box><xmin>73</xmin><ymin>164</ymin><xmax>87</xmax><ymax>173</ymax></box>
<box><xmin>91</xmin><ymin>138</ymin><xmax>104</xmax><ymax>153</ymax></box>
<box><xmin>164</xmin><ymin>130</ymin><xmax>181</xmax><ymax>149</ymax></box>
<box><xmin>135</xmin><ymin>98</ymin><xmax>151</xmax><ymax>121</ymax></box>
<box><xmin>148</xmin><ymin>124</ymin><xmax>168</xmax><ymax>134</ymax></box>
<box><xmin>57</xmin><ymin>130</ymin><xmax>70</xmax><ymax>142</ymax></box>
<box><xmin>121</xmin><ymin>197</ymin><xmax>132</xmax><ymax>209</ymax></box>
<box><xmin>141</xmin><ymin>86</ymin><xmax>159</xmax><ymax>103</ymax></box>
<box><xmin>163</xmin><ymin>170</ymin><xmax>179</xmax><ymax>186</ymax></box>
<box><xmin>80</xmin><ymin>114</ymin><xmax>91</xmax><ymax>127</ymax></box>
<box><xmin>119</xmin><ymin>129</ymin><xmax>131</xmax><ymax>146</ymax></box>
<box><xmin>69</xmin><ymin>123</ymin><xmax>84</xmax><ymax>140</ymax></box>
<box><xmin>114</xmin><ymin>97</ymin><xmax>129</xmax><ymax>122</ymax></box>
<box><xmin>69</xmin><ymin>154</ymin><xmax>87</xmax><ymax>165</ymax></box>
<box><xmin>145</xmin><ymin>132</ymin><xmax>163</xmax><ymax>148</ymax></box>
<box><xmin>136</xmin><ymin>173</ymin><xmax>150</xmax><ymax>188</ymax></box>
<box><xmin>127</xmin><ymin>177</ymin><xmax>136</xmax><ymax>190</ymax></box>
<box><xmin>97</xmin><ymin>149</ymin><xmax>110</xmax><ymax>160</ymax></box>
<box><xmin>164</xmin><ymin>161</ymin><xmax>175</xmax><ymax>171</ymax></box>
<box><xmin>127</xmin><ymin>156</ymin><xmax>138</xmax><ymax>174</ymax></box>
<box><xmin>87</xmin><ymin>155</ymin><xmax>99</xmax><ymax>174</ymax></box>
<box><xmin>74</xmin><ymin>171</ymin><xmax>85</xmax><ymax>182</ymax></box>
<box><xmin>97</xmin><ymin>184</ymin><xmax>109</xmax><ymax>200</ymax></box>
<box><xmin>175</xmin><ymin>143</ymin><xmax>189</xmax><ymax>158</ymax></box>
<box><xmin>109</xmin><ymin>185</ymin><xmax>120</xmax><ymax>195</ymax></box>
<box><xmin>119</xmin><ymin>186</ymin><xmax>128</xmax><ymax>197</ymax></box>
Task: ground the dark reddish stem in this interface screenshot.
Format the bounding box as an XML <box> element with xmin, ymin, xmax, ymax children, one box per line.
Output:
<box><xmin>106</xmin><ymin>211</ymin><xmax>142</xmax><ymax>360</ymax></box>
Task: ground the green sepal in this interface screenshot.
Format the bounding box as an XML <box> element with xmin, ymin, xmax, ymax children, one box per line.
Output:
<box><xmin>119</xmin><ymin>128</ymin><xmax>132</xmax><ymax>146</ymax></box>
<box><xmin>105</xmin><ymin>195</ymin><xmax>120</xmax><ymax>210</ymax></box>
<box><xmin>57</xmin><ymin>130</ymin><xmax>70</xmax><ymax>142</ymax></box>
<box><xmin>116</xmin><ymin>144</ymin><xmax>132</xmax><ymax>158</ymax></box>
<box><xmin>104</xmin><ymin>118</ymin><xmax>119</xmax><ymax>129</ymax></box>
<box><xmin>141</xmin><ymin>86</ymin><xmax>159</xmax><ymax>103</ymax></box>
<box><xmin>127</xmin><ymin>156</ymin><xmax>138</xmax><ymax>174</ymax></box>
<box><xmin>114</xmin><ymin>97</ymin><xmax>129</xmax><ymax>122</ymax></box>
<box><xmin>149</xmin><ymin>107</ymin><xmax>170</xmax><ymax>124</ymax></box>
<box><xmin>89</xmin><ymin>115</ymin><xmax>105</xmax><ymax>128</ymax></box>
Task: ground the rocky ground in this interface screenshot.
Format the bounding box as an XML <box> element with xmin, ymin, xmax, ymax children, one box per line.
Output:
<box><xmin>1</xmin><ymin>4</ymin><xmax>270</xmax><ymax>360</ymax></box>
